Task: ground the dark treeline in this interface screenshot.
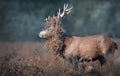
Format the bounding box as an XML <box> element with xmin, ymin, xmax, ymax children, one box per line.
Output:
<box><xmin>0</xmin><ymin>0</ymin><xmax>120</xmax><ymax>41</ymax></box>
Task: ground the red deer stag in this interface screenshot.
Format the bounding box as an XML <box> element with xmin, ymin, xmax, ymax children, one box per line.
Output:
<box><xmin>39</xmin><ymin>4</ymin><xmax>118</xmax><ymax>70</ymax></box>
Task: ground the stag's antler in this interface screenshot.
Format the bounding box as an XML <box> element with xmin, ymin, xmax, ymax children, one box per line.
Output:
<box><xmin>58</xmin><ymin>4</ymin><xmax>73</xmax><ymax>18</ymax></box>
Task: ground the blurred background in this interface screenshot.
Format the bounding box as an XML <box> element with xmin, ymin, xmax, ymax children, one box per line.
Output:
<box><xmin>0</xmin><ymin>0</ymin><xmax>120</xmax><ymax>41</ymax></box>
<box><xmin>0</xmin><ymin>0</ymin><xmax>120</xmax><ymax>76</ymax></box>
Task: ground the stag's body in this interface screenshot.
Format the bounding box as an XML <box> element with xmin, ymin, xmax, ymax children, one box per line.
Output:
<box><xmin>39</xmin><ymin>4</ymin><xmax>118</xmax><ymax>70</ymax></box>
<box><xmin>64</xmin><ymin>35</ymin><xmax>117</xmax><ymax>69</ymax></box>
<box><xmin>64</xmin><ymin>35</ymin><xmax>116</xmax><ymax>59</ymax></box>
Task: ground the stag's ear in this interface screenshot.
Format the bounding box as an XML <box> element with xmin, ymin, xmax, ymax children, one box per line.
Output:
<box><xmin>45</xmin><ymin>16</ymin><xmax>52</xmax><ymax>22</ymax></box>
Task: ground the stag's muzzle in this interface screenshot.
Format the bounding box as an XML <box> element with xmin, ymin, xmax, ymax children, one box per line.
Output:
<box><xmin>39</xmin><ymin>31</ymin><xmax>47</xmax><ymax>38</ymax></box>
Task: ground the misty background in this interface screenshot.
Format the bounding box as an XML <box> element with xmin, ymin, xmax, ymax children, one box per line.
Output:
<box><xmin>0</xmin><ymin>0</ymin><xmax>120</xmax><ymax>42</ymax></box>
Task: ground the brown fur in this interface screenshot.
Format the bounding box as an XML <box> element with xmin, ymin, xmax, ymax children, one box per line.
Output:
<box><xmin>43</xmin><ymin>16</ymin><xmax>118</xmax><ymax>60</ymax></box>
<box><xmin>64</xmin><ymin>35</ymin><xmax>118</xmax><ymax>59</ymax></box>
<box><xmin>45</xmin><ymin>16</ymin><xmax>66</xmax><ymax>56</ymax></box>
<box><xmin>42</xmin><ymin>16</ymin><xmax>118</xmax><ymax>63</ymax></box>
<box><xmin>40</xmin><ymin>14</ymin><xmax>118</xmax><ymax>70</ymax></box>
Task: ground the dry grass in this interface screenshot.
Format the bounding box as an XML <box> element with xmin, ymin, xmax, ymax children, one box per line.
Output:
<box><xmin>0</xmin><ymin>42</ymin><xmax>119</xmax><ymax>76</ymax></box>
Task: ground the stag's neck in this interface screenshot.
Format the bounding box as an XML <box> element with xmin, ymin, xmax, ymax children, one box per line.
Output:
<box><xmin>47</xmin><ymin>33</ymin><xmax>66</xmax><ymax>56</ymax></box>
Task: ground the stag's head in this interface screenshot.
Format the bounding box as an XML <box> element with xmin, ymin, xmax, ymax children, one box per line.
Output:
<box><xmin>39</xmin><ymin>4</ymin><xmax>73</xmax><ymax>38</ymax></box>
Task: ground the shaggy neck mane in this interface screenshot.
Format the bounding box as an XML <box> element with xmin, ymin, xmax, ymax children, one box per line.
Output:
<box><xmin>46</xmin><ymin>25</ymin><xmax>66</xmax><ymax>56</ymax></box>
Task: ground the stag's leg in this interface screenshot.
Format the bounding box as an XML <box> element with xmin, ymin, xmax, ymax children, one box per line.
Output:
<box><xmin>105</xmin><ymin>54</ymin><xmax>115</xmax><ymax>76</ymax></box>
<box><xmin>79</xmin><ymin>56</ymin><xmax>88</xmax><ymax>70</ymax></box>
<box><xmin>65</xmin><ymin>56</ymin><xmax>72</xmax><ymax>63</ymax></box>
<box><xmin>79</xmin><ymin>56</ymin><xmax>85</xmax><ymax>62</ymax></box>
<box><xmin>97</xmin><ymin>55</ymin><xmax>106</xmax><ymax>66</ymax></box>
<box><xmin>97</xmin><ymin>55</ymin><xmax>106</xmax><ymax>73</ymax></box>
<box><xmin>65</xmin><ymin>56</ymin><xmax>78</xmax><ymax>71</ymax></box>
<box><xmin>71</xmin><ymin>57</ymin><xmax>79</xmax><ymax>71</ymax></box>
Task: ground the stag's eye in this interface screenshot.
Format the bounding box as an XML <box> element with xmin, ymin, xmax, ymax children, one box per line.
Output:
<box><xmin>48</xmin><ymin>27</ymin><xmax>54</xmax><ymax>32</ymax></box>
<box><xmin>48</xmin><ymin>29</ymin><xmax>52</xmax><ymax>31</ymax></box>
